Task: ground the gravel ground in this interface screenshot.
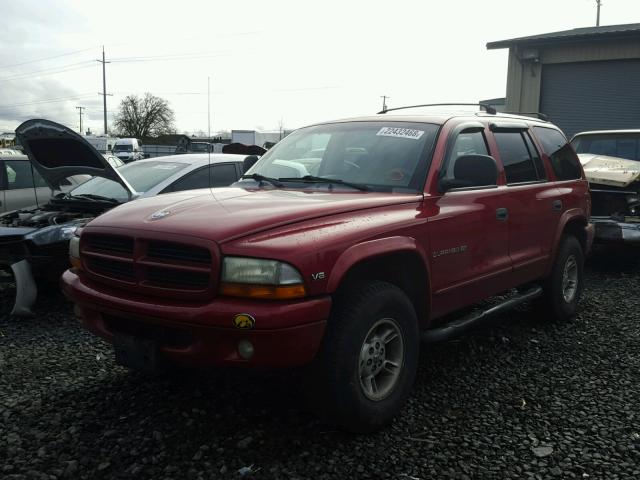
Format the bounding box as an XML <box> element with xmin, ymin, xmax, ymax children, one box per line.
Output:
<box><xmin>1</xmin><ymin>247</ymin><xmax>639</xmax><ymax>480</ymax></box>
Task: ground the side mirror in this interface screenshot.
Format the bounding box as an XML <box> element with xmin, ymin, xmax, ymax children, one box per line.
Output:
<box><xmin>243</xmin><ymin>155</ymin><xmax>260</xmax><ymax>173</ymax></box>
<box><xmin>440</xmin><ymin>154</ymin><xmax>498</xmax><ymax>191</ymax></box>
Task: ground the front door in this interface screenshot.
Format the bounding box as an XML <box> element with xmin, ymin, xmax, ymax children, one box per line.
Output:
<box><xmin>427</xmin><ymin>126</ymin><xmax>512</xmax><ymax>319</ymax></box>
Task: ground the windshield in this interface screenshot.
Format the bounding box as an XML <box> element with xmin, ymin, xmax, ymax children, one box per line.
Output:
<box><xmin>572</xmin><ymin>133</ymin><xmax>640</xmax><ymax>161</ymax></box>
<box><xmin>113</xmin><ymin>144</ymin><xmax>133</xmax><ymax>152</ymax></box>
<box><xmin>70</xmin><ymin>161</ymin><xmax>188</xmax><ymax>200</ymax></box>
<box><xmin>240</xmin><ymin>121</ymin><xmax>439</xmax><ymax>192</ymax></box>
<box><xmin>189</xmin><ymin>143</ymin><xmax>209</xmax><ymax>152</ymax></box>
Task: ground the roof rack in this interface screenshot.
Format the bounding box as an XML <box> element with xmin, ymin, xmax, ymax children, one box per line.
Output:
<box><xmin>378</xmin><ymin>103</ymin><xmax>497</xmax><ymax>115</ymax></box>
<box><xmin>503</xmin><ymin>111</ymin><xmax>549</xmax><ymax>121</ymax></box>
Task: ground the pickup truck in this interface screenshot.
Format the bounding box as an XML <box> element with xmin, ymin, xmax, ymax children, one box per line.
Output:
<box><xmin>61</xmin><ymin>105</ymin><xmax>593</xmax><ymax>432</ymax></box>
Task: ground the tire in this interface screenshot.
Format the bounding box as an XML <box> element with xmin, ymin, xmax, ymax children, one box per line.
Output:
<box><xmin>540</xmin><ymin>235</ymin><xmax>584</xmax><ymax>321</ymax></box>
<box><xmin>307</xmin><ymin>281</ymin><xmax>419</xmax><ymax>433</ymax></box>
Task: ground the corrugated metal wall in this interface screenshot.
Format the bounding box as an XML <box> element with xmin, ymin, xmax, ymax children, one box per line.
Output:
<box><xmin>540</xmin><ymin>59</ymin><xmax>640</xmax><ymax>137</ymax></box>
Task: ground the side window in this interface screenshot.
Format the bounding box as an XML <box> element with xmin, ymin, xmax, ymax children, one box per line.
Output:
<box><xmin>5</xmin><ymin>161</ymin><xmax>37</xmax><ymax>189</ymax></box>
<box><xmin>523</xmin><ymin>132</ymin><xmax>547</xmax><ymax>180</ymax></box>
<box><xmin>32</xmin><ymin>168</ymin><xmax>49</xmax><ymax>187</ymax></box>
<box><xmin>211</xmin><ymin>164</ymin><xmax>238</xmax><ymax>187</ymax></box>
<box><xmin>169</xmin><ymin>167</ymin><xmax>210</xmax><ymax>192</ymax></box>
<box><xmin>533</xmin><ymin>127</ymin><xmax>581</xmax><ymax>180</ymax></box>
<box><xmin>494</xmin><ymin>132</ymin><xmax>539</xmax><ymax>184</ymax></box>
<box><xmin>166</xmin><ymin>164</ymin><xmax>238</xmax><ymax>192</ymax></box>
<box><xmin>442</xmin><ymin>130</ymin><xmax>489</xmax><ymax>180</ymax></box>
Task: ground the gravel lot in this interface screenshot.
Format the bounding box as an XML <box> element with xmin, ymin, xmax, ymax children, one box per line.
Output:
<box><xmin>1</xmin><ymin>247</ymin><xmax>639</xmax><ymax>480</ymax></box>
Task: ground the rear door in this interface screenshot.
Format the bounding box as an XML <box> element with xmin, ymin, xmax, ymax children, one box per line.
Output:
<box><xmin>427</xmin><ymin>123</ymin><xmax>512</xmax><ymax>318</ymax></box>
<box><xmin>490</xmin><ymin>124</ymin><xmax>561</xmax><ymax>284</ymax></box>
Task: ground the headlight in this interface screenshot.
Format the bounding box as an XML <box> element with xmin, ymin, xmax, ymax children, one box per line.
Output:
<box><xmin>220</xmin><ymin>257</ymin><xmax>306</xmax><ymax>299</ymax></box>
<box><xmin>68</xmin><ymin>230</ymin><xmax>82</xmax><ymax>270</ymax></box>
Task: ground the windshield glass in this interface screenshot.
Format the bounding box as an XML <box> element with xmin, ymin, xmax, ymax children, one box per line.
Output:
<box><xmin>113</xmin><ymin>144</ymin><xmax>133</xmax><ymax>152</ymax></box>
<box><xmin>571</xmin><ymin>133</ymin><xmax>640</xmax><ymax>161</ymax></box>
<box><xmin>70</xmin><ymin>161</ymin><xmax>188</xmax><ymax>200</ymax></box>
<box><xmin>241</xmin><ymin>121</ymin><xmax>439</xmax><ymax>192</ymax></box>
<box><xmin>189</xmin><ymin>143</ymin><xmax>209</xmax><ymax>152</ymax></box>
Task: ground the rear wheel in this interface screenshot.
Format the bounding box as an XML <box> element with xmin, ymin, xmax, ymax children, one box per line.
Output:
<box><xmin>540</xmin><ymin>235</ymin><xmax>584</xmax><ymax>320</ymax></box>
<box><xmin>307</xmin><ymin>281</ymin><xmax>419</xmax><ymax>433</ymax></box>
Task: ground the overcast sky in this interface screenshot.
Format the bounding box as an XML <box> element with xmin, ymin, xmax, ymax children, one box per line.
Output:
<box><xmin>1</xmin><ymin>0</ymin><xmax>639</xmax><ymax>136</ymax></box>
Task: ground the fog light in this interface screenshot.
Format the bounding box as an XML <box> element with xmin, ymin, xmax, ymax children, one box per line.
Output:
<box><xmin>237</xmin><ymin>340</ymin><xmax>254</xmax><ymax>360</ymax></box>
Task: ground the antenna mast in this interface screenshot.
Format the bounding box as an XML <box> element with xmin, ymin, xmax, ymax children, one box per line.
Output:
<box><xmin>596</xmin><ymin>0</ymin><xmax>602</xmax><ymax>26</ymax></box>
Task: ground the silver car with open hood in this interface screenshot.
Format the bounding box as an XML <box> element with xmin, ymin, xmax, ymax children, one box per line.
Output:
<box><xmin>1</xmin><ymin>119</ymin><xmax>251</xmax><ymax>316</ymax></box>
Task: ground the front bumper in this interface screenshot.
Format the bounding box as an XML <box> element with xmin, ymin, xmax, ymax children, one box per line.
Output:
<box><xmin>592</xmin><ymin>217</ymin><xmax>640</xmax><ymax>245</ymax></box>
<box><xmin>61</xmin><ymin>269</ymin><xmax>331</xmax><ymax>368</ymax></box>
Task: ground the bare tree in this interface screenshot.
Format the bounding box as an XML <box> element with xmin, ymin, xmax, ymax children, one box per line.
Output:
<box><xmin>113</xmin><ymin>93</ymin><xmax>176</xmax><ymax>138</ymax></box>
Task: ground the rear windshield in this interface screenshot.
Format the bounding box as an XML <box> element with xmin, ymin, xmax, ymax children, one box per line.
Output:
<box><xmin>241</xmin><ymin>121</ymin><xmax>439</xmax><ymax>192</ymax></box>
<box><xmin>70</xmin><ymin>161</ymin><xmax>188</xmax><ymax>200</ymax></box>
<box><xmin>571</xmin><ymin>133</ymin><xmax>640</xmax><ymax>161</ymax></box>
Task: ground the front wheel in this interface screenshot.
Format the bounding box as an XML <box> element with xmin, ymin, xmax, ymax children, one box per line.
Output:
<box><xmin>307</xmin><ymin>281</ymin><xmax>419</xmax><ymax>433</ymax></box>
<box><xmin>540</xmin><ymin>235</ymin><xmax>585</xmax><ymax>320</ymax></box>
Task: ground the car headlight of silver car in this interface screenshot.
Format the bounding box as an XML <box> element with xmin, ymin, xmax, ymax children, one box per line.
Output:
<box><xmin>220</xmin><ymin>256</ymin><xmax>306</xmax><ymax>299</ymax></box>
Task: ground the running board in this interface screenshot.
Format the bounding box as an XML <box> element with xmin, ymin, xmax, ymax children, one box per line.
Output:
<box><xmin>421</xmin><ymin>286</ymin><xmax>543</xmax><ymax>344</ymax></box>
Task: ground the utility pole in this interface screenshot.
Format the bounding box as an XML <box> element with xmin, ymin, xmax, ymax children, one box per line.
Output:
<box><xmin>97</xmin><ymin>46</ymin><xmax>112</xmax><ymax>134</ymax></box>
<box><xmin>207</xmin><ymin>76</ymin><xmax>211</xmax><ymax>141</ymax></box>
<box><xmin>75</xmin><ymin>106</ymin><xmax>85</xmax><ymax>134</ymax></box>
<box><xmin>380</xmin><ymin>95</ymin><xmax>390</xmax><ymax>113</ymax></box>
<box><xmin>596</xmin><ymin>0</ymin><xmax>602</xmax><ymax>26</ymax></box>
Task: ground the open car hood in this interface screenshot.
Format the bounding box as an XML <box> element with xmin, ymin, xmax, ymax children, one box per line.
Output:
<box><xmin>578</xmin><ymin>153</ymin><xmax>640</xmax><ymax>188</ymax></box>
<box><xmin>15</xmin><ymin>119</ymin><xmax>136</xmax><ymax>197</ymax></box>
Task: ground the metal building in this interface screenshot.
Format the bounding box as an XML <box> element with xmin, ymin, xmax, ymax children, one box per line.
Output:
<box><xmin>487</xmin><ymin>23</ymin><xmax>640</xmax><ymax>137</ymax></box>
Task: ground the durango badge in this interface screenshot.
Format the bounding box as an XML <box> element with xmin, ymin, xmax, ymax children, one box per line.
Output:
<box><xmin>233</xmin><ymin>313</ymin><xmax>256</xmax><ymax>329</ymax></box>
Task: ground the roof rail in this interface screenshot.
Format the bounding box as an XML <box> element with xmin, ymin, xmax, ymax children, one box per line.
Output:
<box><xmin>503</xmin><ymin>111</ymin><xmax>549</xmax><ymax>121</ymax></box>
<box><xmin>378</xmin><ymin>103</ymin><xmax>497</xmax><ymax>115</ymax></box>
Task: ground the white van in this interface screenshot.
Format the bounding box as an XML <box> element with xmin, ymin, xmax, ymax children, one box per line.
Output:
<box><xmin>112</xmin><ymin>138</ymin><xmax>144</xmax><ymax>163</ymax></box>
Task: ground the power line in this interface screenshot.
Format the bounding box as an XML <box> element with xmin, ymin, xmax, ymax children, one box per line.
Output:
<box><xmin>0</xmin><ymin>61</ymin><xmax>97</xmax><ymax>84</ymax></box>
<box><xmin>0</xmin><ymin>46</ymin><xmax>99</xmax><ymax>70</ymax></box>
<box><xmin>0</xmin><ymin>93</ymin><xmax>95</xmax><ymax>109</ymax></box>
<box><xmin>110</xmin><ymin>50</ymin><xmax>236</xmax><ymax>63</ymax></box>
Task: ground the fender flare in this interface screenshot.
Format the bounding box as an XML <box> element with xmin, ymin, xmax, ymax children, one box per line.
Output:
<box><xmin>545</xmin><ymin>209</ymin><xmax>589</xmax><ymax>276</ymax></box>
<box><xmin>326</xmin><ymin>236</ymin><xmax>432</xmax><ymax>295</ymax></box>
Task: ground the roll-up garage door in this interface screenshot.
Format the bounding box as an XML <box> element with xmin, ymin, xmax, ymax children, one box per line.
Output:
<box><xmin>540</xmin><ymin>59</ymin><xmax>640</xmax><ymax>138</ymax></box>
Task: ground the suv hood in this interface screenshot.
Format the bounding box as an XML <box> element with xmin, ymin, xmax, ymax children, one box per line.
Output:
<box><xmin>87</xmin><ymin>188</ymin><xmax>423</xmax><ymax>243</ymax></box>
<box><xmin>578</xmin><ymin>153</ymin><xmax>640</xmax><ymax>188</ymax></box>
<box><xmin>15</xmin><ymin>119</ymin><xmax>136</xmax><ymax>196</ymax></box>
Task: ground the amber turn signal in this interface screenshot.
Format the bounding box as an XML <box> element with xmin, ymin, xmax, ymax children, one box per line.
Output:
<box><xmin>220</xmin><ymin>282</ymin><xmax>306</xmax><ymax>300</ymax></box>
<box><xmin>69</xmin><ymin>256</ymin><xmax>82</xmax><ymax>270</ymax></box>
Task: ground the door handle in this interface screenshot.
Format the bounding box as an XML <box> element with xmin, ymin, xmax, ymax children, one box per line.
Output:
<box><xmin>496</xmin><ymin>207</ymin><xmax>509</xmax><ymax>221</ymax></box>
<box><xmin>552</xmin><ymin>199</ymin><xmax>563</xmax><ymax>212</ymax></box>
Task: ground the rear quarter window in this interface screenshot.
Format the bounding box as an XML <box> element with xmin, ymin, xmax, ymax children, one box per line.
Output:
<box><xmin>532</xmin><ymin>127</ymin><xmax>582</xmax><ymax>181</ymax></box>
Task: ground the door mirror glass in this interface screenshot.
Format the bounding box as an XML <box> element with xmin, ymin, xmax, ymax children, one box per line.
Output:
<box><xmin>440</xmin><ymin>154</ymin><xmax>498</xmax><ymax>191</ymax></box>
<box><xmin>243</xmin><ymin>155</ymin><xmax>260</xmax><ymax>173</ymax></box>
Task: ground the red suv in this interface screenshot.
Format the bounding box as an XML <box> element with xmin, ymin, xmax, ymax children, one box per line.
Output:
<box><xmin>61</xmin><ymin>105</ymin><xmax>593</xmax><ymax>432</ymax></box>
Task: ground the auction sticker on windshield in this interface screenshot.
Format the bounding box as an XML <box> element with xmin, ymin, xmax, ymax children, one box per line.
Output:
<box><xmin>376</xmin><ymin>127</ymin><xmax>425</xmax><ymax>140</ymax></box>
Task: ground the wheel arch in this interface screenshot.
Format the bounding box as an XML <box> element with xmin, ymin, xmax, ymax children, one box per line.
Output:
<box><xmin>327</xmin><ymin>237</ymin><xmax>431</xmax><ymax>326</ymax></box>
<box><xmin>546</xmin><ymin>210</ymin><xmax>589</xmax><ymax>276</ymax></box>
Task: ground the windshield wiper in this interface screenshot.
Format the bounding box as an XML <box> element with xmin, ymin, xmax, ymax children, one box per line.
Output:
<box><xmin>241</xmin><ymin>173</ymin><xmax>284</xmax><ymax>188</ymax></box>
<box><xmin>70</xmin><ymin>193</ymin><xmax>120</xmax><ymax>203</ymax></box>
<box><xmin>278</xmin><ymin>175</ymin><xmax>370</xmax><ymax>191</ymax></box>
